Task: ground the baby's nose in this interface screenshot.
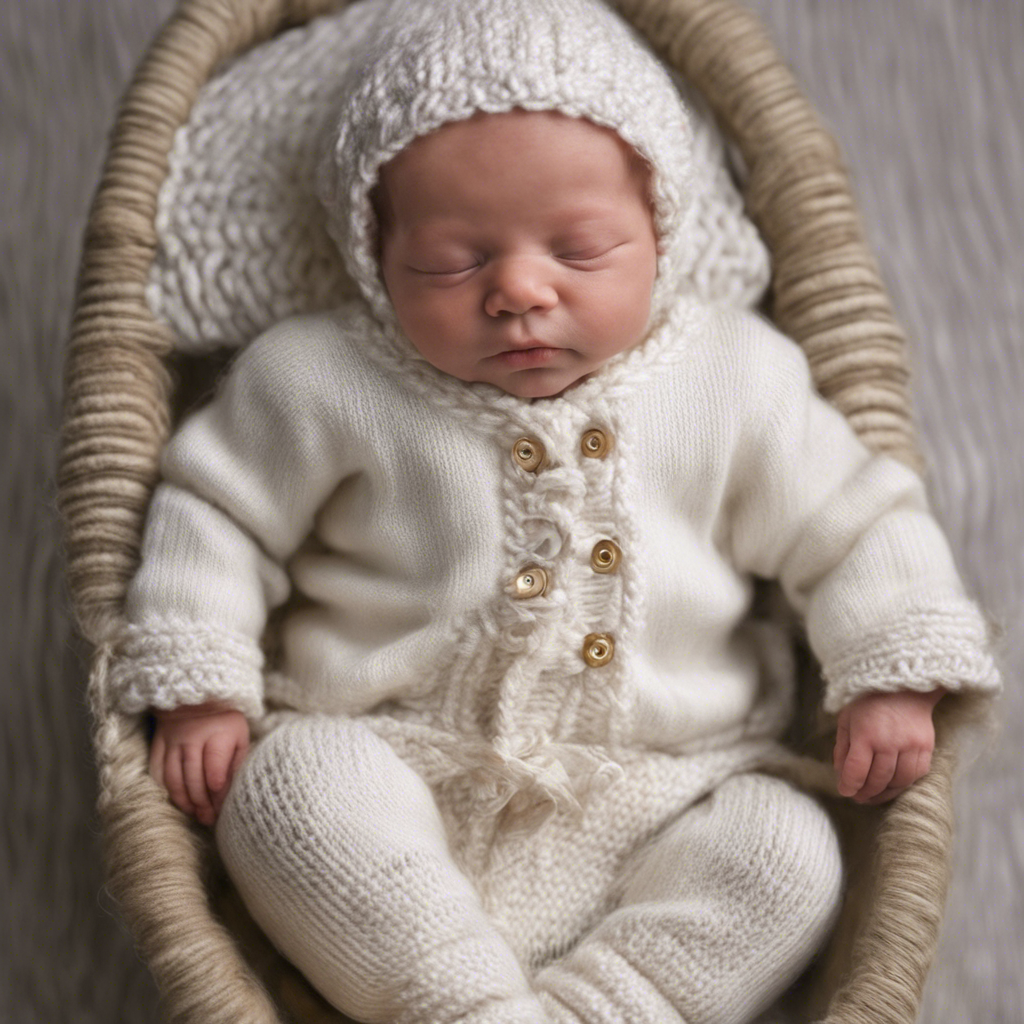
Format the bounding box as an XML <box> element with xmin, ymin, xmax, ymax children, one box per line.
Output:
<box><xmin>484</xmin><ymin>258</ymin><xmax>558</xmax><ymax>317</ymax></box>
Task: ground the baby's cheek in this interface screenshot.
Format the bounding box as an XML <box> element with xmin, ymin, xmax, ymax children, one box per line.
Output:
<box><xmin>389</xmin><ymin>286</ymin><xmax>440</xmax><ymax>340</ymax></box>
<box><xmin>611</xmin><ymin>278</ymin><xmax>656</xmax><ymax>347</ymax></box>
<box><xmin>400</xmin><ymin>296</ymin><xmax>481</xmax><ymax>377</ymax></box>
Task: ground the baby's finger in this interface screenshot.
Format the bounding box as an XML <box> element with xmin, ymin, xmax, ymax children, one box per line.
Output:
<box><xmin>203</xmin><ymin>736</ymin><xmax>234</xmax><ymax>797</ymax></box>
<box><xmin>163</xmin><ymin>748</ymin><xmax>195</xmax><ymax>816</ymax></box>
<box><xmin>888</xmin><ymin>749</ymin><xmax>925</xmax><ymax>794</ymax></box>
<box><xmin>204</xmin><ymin>736</ymin><xmax>243</xmax><ymax>817</ymax></box>
<box><xmin>229</xmin><ymin>739</ymin><xmax>249</xmax><ymax>781</ymax></box>
<box><xmin>837</xmin><ymin>740</ymin><xmax>873</xmax><ymax>797</ymax></box>
<box><xmin>182</xmin><ymin>744</ymin><xmax>214</xmax><ymax>823</ymax></box>
<box><xmin>833</xmin><ymin>720</ymin><xmax>851</xmax><ymax>775</ymax></box>
<box><xmin>213</xmin><ymin>742</ymin><xmax>250</xmax><ymax>816</ymax></box>
<box><xmin>855</xmin><ymin>750</ymin><xmax>899</xmax><ymax>802</ymax></box>
<box><xmin>863</xmin><ymin>759</ymin><xmax>935</xmax><ymax>805</ymax></box>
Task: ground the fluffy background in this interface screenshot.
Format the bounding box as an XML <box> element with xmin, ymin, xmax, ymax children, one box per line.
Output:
<box><xmin>3</xmin><ymin>0</ymin><xmax>1021</xmax><ymax>1021</ymax></box>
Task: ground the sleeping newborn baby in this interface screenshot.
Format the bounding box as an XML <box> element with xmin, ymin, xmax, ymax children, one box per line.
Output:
<box><xmin>114</xmin><ymin>0</ymin><xmax>1000</xmax><ymax>1021</ymax></box>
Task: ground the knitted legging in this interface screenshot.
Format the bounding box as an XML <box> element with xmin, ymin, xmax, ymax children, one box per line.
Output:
<box><xmin>216</xmin><ymin>714</ymin><xmax>842</xmax><ymax>1024</ymax></box>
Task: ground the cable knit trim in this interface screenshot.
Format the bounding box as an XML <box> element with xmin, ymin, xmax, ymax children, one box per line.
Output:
<box><xmin>594</xmin><ymin>399</ymin><xmax>644</xmax><ymax>748</ymax></box>
<box><xmin>821</xmin><ymin>602</ymin><xmax>1002</xmax><ymax>714</ymax></box>
<box><xmin>331</xmin><ymin>288</ymin><xmax>711</xmax><ymax>439</ymax></box>
<box><xmin>109</xmin><ymin>619</ymin><xmax>265</xmax><ymax>720</ymax></box>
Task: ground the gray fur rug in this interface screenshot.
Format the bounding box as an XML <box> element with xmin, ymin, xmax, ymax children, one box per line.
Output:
<box><xmin>3</xmin><ymin>0</ymin><xmax>1021</xmax><ymax>1021</ymax></box>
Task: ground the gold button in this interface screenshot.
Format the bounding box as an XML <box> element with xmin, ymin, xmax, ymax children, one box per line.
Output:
<box><xmin>582</xmin><ymin>632</ymin><xmax>615</xmax><ymax>668</ymax></box>
<box><xmin>512</xmin><ymin>436</ymin><xmax>546</xmax><ymax>472</ymax></box>
<box><xmin>590</xmin><ymin>539</ymin><xmax>622</xmax><ymax>574</ymax></box>
<box><xmin>513</xmin><ymin>567</ymin><xmax>549</xmax><ymax>599</ymax></box>
<box><xmin>581</xmin><ymin>428</ymin><xmax>611</xmax><ymax>459</ymax></box>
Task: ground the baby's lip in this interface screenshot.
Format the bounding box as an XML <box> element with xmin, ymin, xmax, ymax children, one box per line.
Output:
<box><xmin>490</xmin><ymin>345</ymin><xmax>562</xmax><ymax>368</ymax></box>
<box><xmin>492</xmin><ymin>339</ymin><xmax>556</xmax><ymax>354</ymax></box>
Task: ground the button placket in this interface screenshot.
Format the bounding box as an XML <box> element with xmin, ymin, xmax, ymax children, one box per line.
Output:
<box><xmin>503</xmin><ymin>418</ymin><xmax>624</xmax><ymax>700</ymax></box>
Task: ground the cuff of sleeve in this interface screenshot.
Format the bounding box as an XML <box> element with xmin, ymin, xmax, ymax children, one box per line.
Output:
<box><xmin>109</xmin><ymin>618</ymin><xmax>265</xmax><ymax>720</ymax></box>
<box><xmin>821</xmin><ymin>601</ymin><xmax>1002</xmax><ymax>714</ymax></box>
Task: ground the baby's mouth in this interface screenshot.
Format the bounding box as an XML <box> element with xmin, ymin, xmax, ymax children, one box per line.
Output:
<box><xmin>491</xmin><ymin>345</ymin><xmax>561</xmax><ymax>368</ymax></box>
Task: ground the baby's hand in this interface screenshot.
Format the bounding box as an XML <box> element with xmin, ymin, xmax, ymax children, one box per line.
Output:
<box><xmin>833</xmin><ymin>688</ymin><xmax>944</xmax><ymax>804</ymax></box>
<box><xmin>150</xmin><ymin>702</ymin><xmax>250</xmax><ymax>826</ymax></box>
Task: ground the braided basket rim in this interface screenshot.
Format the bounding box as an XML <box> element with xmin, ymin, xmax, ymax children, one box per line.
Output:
<box><xmin>58</xmin><ymin>2</ymin><xmax>955</xmax><ymax>1023</ymax></box>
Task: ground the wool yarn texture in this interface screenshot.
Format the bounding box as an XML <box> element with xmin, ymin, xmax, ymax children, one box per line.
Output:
<box><xmin>216</xmin><ymin>714</ymin><xmax>844</xmax><ymax>1023</ymax></box>
<box><xmin>108</xmin><ymin>0</ymin><xmax>1003</xmax><ymax>1020</ymax></box>
<box><xmin>318</xmin><ymin>0</ymin><xmax>702</xmax><ymax>332</ymax></box>
<box><xmin>114</xmin><ymin>0</ymin><xmax>1000</xmax><ymax>772</ymax></box>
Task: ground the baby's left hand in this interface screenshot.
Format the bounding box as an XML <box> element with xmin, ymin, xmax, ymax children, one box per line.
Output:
<box><xmin>834</xmin><ymin>688</ymin><xmax>944</xmax><ymax>804</ymax></box>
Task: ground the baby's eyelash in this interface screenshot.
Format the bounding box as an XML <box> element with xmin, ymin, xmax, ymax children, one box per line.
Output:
<box><xmin>557</xmin><ymin>242</ymin><xmax>624</xmax><ymax>262</ymax></box>
<box><xmin>410</xmin><ymin>264</ymin><xmax>477</xmax><ymax>276</ymax></box>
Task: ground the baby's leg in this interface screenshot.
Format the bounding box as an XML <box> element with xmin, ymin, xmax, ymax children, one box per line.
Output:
<box><xmin>216</xmin><ymin>714</ymin><xmax>544</xmax><ymax>1024</ymax></box>
<box><xmin>533</xmin><ymin>773</ymin><xmax>842</xmax><ymax>1024</ymax></box>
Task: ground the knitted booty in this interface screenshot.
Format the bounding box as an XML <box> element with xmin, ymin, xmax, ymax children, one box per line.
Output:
<box><xmin>216</xmin><ymin>714</ymin><xmax>547</xmax><ymax>1024</ymax></box>
<box><xmin>533</xmin><ymin>772</ymin><xmax>843</xmax><ymax>1024</ymax></box>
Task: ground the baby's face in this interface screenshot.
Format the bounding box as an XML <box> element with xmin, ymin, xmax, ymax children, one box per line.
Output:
<box><xmin>377</xmin><ymin>110</ymin><xmax>659</xmax><ymax>398</ymax></box>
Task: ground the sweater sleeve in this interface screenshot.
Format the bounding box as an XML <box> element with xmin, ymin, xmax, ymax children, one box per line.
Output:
<box><xmin>724</xmin><ymin>317</ymin><xmax>1001</xmax><ymax>714</ymax></box>
<box><xmin>108</xmin><ymin>317</ymin><xmax>358</xmax><ymax>719</ymax></box>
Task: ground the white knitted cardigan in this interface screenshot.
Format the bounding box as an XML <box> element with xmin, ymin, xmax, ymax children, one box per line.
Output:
<box><xmin>112</xmin><ymin>297</ymin><xmax>1000</xmax><ymax>806</ymax></box>
<box><xmin>113</xmin><ymin>0</ymin><xmax>1000</xmax><ymax>818</ymax></box>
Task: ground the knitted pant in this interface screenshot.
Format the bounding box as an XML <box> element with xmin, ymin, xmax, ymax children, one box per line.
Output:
<box><xmin>216</xmin><ymin>714</ymin><xmax>842</xmax><ymax>1024</ymax></box>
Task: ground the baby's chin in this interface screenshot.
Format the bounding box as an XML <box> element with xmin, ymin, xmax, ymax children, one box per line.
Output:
<box><xmin>488</xmin><ymin>369</ymin><xmax>594</xmax><ymax>399</ymax></box>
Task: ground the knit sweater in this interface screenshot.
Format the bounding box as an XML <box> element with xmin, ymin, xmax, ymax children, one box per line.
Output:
<box><xmin>111</xmin><ymin>292</ymin><xmax>1000</xmax><ymax>760</ymax></box>
<box><xmin>113</xmin><ymin>0</ymin><xmax>999</xmax><ymax>809</ymax></box>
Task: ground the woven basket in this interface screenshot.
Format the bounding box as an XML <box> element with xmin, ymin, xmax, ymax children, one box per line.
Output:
<box><xmin>58</xmin><ymin>0</ymin><xmax>966</xmax><ymax>1021</ymax></box>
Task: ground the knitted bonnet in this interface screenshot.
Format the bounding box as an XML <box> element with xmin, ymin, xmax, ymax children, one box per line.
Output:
<box><xmin>317</xmin><ymin>0</ymin><xmax>698</xmax><ymax>332</ymax></box>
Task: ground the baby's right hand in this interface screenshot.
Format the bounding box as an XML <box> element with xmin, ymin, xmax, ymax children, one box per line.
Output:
<box><xmin>149</xmin><ymin>702</ymin><xmax>250</xmax><ymax>827</ymax></box>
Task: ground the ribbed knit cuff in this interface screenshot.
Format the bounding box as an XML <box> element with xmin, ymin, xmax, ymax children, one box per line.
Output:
<box><xmin>109</xmin><ymin>618</ymin><xmax>265</xmax><ymax>720</ymax></box>
<box><xmin>821</xmin><ymin>601</ymin><xmax>1002</xmax><ymax>714</ymax></box>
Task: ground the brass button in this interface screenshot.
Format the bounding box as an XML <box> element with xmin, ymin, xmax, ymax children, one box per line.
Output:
<box><xmin>513</xmin><ymin>567</ymin><xmax>549</xmax><ymax>599</ymax></box>
<box><xmin>581</xmin><ymin>428</ymin><xmax>611</xmax><ymax>459</ymax></box>
<box><xmin>512</xmin><ymin>436</ymin><xmax>546</xmax><ymax>472</ymax></box>
<box><xmin>582</xmin><ymin>632</ymin><xmax>615</xmax><ymax>668</ymax></box>
<box><xmin>590</xmin><ymin>539</ymin><xmax>621</xmax><ymax>574</ymax></box>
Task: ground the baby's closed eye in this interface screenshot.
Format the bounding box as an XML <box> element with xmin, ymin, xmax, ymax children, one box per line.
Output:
<box><xmin>557</xmin><ymin>247</ymin><xmax>617</xmax><ymax>263</ymax></box>
<box><xmin>406</xmin><ymin>251</ymin><xmax>480</xmax><ymax>276</ymax></box>
<box><xmin>409</xmin><ymin>263</ymin><xmax>479</xmax><ymax>277</ymax></box>
<box><xmin>552</xmin><ymin>232</ymin><xmax>624</xmax><ymax>261</ymax></box>
<box><xmin>401</xmin><ymin>237</ymin><xmax>481</xmax><ymax>276</ymax></box>
<box><xmin>556</xmin><ymin>232</ymin><xmax>645</xmax><ymax>266</ymax></box>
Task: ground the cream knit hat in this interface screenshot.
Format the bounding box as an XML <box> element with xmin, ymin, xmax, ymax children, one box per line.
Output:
<box><xmin>317</xmin><ymin>0</ymin><xmax>698</xmax><ymax>329</ymax></box>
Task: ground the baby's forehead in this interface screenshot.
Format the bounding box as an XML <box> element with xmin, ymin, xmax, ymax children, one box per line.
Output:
<box><xmin>376</xmin><ymin>110</ymin><xmax>652</xmax><ymax>217</ymax></box>
<box><xmin>391</xmin><ymin>110</ymin><xmax>640</xmax><ymax>170</ymax></box>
